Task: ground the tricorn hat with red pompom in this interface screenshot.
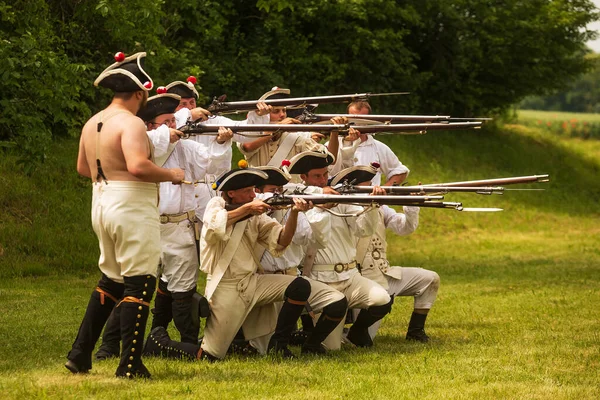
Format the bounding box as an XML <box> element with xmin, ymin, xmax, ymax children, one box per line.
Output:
<box><xmin>137</xmin><ymin>93</ymin><xmax>181</xmax><ymax>123</ymax></box>
<box><xmin>329</xmin><ymin>164</ymin><xmax>378</xmax><ymax>186</ymax></box>
<box><xmin>166</xmin><ymin>76</ymin><xmax>200</xmax><ymax>100</ymax></box>
<box><xmin>94</xmin><ymin>52</ymin><xmax>154</xmax><ymax>92</ymax></box>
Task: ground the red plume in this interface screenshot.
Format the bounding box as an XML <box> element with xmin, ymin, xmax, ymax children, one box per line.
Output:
<box><xmin>156</xmin><ymin>86</ymin><xmax>167</xmax><ymax>94</ymax></box>
<box><xmin>143</xmin><ymin>81</ymin><xmax>152</xmax><ymax>89</ymax></box>
<box><xmin>371</xmin><ymin>162</ymin><xmax>380</xmax><ymax>169</ymax></box>
<box><xmin>187</xmin><ymin>76</ymin><xmax>197</xmax><ymax>85</ymax></box>
<box><xmin>281</xmin><ymin>159</ymin><xmax>291</xmax><ymax>167</ymax></box>
<box><xmin>114</xmin><ymin>52</ymin><xmax>126</xmax><ymax>62</ymax></box>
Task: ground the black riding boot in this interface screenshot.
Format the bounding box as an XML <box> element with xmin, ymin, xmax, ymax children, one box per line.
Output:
<box><xmin>150</xmin><ymin>279</ymin><xmax>172</xmax><ymax>331</ymax></box>
<box><xmin>115</xmin><ymin>275</ymin><xmax>156</xmax><ymax>379</ymax></box>
<box><xmin>172</xmin><ymin>288</ymin><xmax>200</xmax><ymax>344</ymax></box>
<box><xmin>302</xmin><ymin>297</ymin><xmax>348</xmax><ymax>354</ymax></box>
<box><xmin>95</xmin><ymin>305</ymin><xmax>122</xmax><ymax>360</ymax></box>
<box><xmin>267</xmin><ymin>278</ymin><xmax>311</xmax><ymax>358</ymax></box>
<box><xmin>406</xmin><ymin>312</ymin><xmax>430</xmax><ymax>343</ymax></box>
<box><xmin>347</xmin><ymin>296</ymin><xmax>394</xmax><ymax>348</ymax></box>
<box><xmin>66</xmin><ymin>274</ymin><xmax>124</xmax><ymax>373</ymax></box>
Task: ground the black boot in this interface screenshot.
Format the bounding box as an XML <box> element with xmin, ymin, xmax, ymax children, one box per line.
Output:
<box><xmin>406</xmin><ymin>312</ymin><xmax>430</xmax><ymax>343</ymax></box>
<box><xmin>172</xmin><ymin>288</ymin><xmax>199</xmax><ymax>344</ymax></box>
<box><xmin>347</xmin><ymin>297</ymin><xmax>394</xmax><ymax>348</ymax></box>
<box><xmin>150</xmin><ymin>279</ymin><xmax>172</xmax><ymax>331</ymax></box>
<box><xmin>143</xmin><ymin>326</ymin><xmax>199</xmax><ymax>360</ymax></box>
<box><xmin>267</xmin><ymin>278</ymin><xmax>311</xmax><ymax>358</ymax></box>
<box><xmin>66</xmin><ymin>274</ymin><xmax>124</xmax><ymax>373</ymax></box>
<box><xmin>115</xmin><ymin>275</ymin><xmax>156</xmax><ymax>379</ymax></box>
<box><xmin>95</xmin><ymin>305</ymin><xmax>122</xmax><ymax>360</ymax></box>
<box><xmin>302</xmin><ymin>297</ymin><xmax>348</xmax><ymax>355</ymax></box>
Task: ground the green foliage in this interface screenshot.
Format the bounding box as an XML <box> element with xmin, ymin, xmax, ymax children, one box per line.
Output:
<box><xmin>521</xmin><ymin>54</ymin><xmax>600</xmax><ymax>113</ymax></box>
<box><xmin>0</xmin><ymin>0</ymin><xmax>598</xmax><ymax>170</ymax></box>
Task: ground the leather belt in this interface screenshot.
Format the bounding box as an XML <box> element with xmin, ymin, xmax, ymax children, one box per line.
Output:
<box><xmin>160</xmin><ymin>210</ymin><xmax>196</xmax><ymax>224</ymax></box>
<box><xmin>312</xmin><ymin>260</ymin><xmax>357</xmax><ymax>273</ymax></box>
<box><xmin>273</xmin><ymin>267</ymin><xmax>299</xmax><ymax>276</ymax></box>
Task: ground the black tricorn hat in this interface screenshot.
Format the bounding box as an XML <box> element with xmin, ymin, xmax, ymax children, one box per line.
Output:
<box><xmin>137</xmin><ymin>93</ymin><xmax>181</xmax><ymax>122</ymax></box>
<box><xmin>215</xmin><ymin>168</ymin><xmax>269</xmax><ymax>192</ymax></box>
<box><xmin>94</xmin><ymin>52</ymin><xmax>153</xmax><ymax>92</ymax></box>
<box><xmin>288</xmin><ymin>150</ymin><xmax>335</xmax><ymax>175</ymax></box>
<box><xmin>329</xmin><ymin>164</ymin><xmax>378</xmax><ymax>186</ymax></box>
<box><xmin>166</xmin><ymin>78</ymin><xmax>199</xmax><ymax>100</ymax></box>
<box><xmin>255</xmin><ymin>166</ymin><xmax>292</xmax><ymax>187</ymax></box>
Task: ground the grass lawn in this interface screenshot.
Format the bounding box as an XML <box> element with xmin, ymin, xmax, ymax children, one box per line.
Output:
<box><xmin>0</xmin><ymin>118</ymin><xmax>599</xmax><ymax>399</ymax></box>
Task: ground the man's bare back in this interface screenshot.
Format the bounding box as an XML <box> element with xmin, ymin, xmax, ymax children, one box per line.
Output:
<box><xmin>77</xmin><ymin>104</ymin><xmax>184</xmax><ymax>184</ymax></box>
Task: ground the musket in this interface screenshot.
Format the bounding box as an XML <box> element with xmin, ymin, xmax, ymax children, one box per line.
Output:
<box><xmin>178</xmin><ymin>121</ymin><xmax>482</xmax><ymax>138</ymax></box>
<box><xmin>332</xmin><ymin>183</ymin><xmax>506</xmax><ymax>195</ymax></box>
<box><xmin>297</xmin><ymin>112</ymin><xmax>452</xmax><ymax>124</ymax></box>
<box><xmin>224</xmin><ymin>193</ymin><xmax>502</xmax><ymax>213</ymax></box>
<box><xmin>206</xmin><ymin>92</ymin><xmax>409</xmax><ymax>114</ymax></box>
<box><xmin>424</xmin><ymin>175</ymin><xmax>550</xmax><ymax>187</ymax></box>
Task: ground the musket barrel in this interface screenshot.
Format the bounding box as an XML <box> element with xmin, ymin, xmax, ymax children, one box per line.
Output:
<box><xmin>207</xmin><ymin>92</ymin><xmax>409</xmax><ymax>114</ymax></box>
<box><xmin>302</xmin><ymin>114</ymin><xmax>452</xmax><ymax>123</ymax></box>
<box><xmin>335</xmin><ymin>185</ymin><xmax>505</xmax><ymax>195</ymax></box>
<box><xmin>179</xmin><ymin>122</ymin><xmax>482</xmax><ymax>136</ymax></box>
<box><xmin>425</xmin><ymin>175</ymin><xmax>550</xmax><ymax>187</ymax></box>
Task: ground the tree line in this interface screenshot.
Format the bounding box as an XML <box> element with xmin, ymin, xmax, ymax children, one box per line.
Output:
<box><xmin>0</xmin><ymin>0</ymin><xmax>597</xmax><ymax>169</ymax></box>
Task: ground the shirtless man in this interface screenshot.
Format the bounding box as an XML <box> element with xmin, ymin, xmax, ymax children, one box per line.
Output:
<box><xmin>65</xmin><ymin>52</ymin><xmax>184</xmax><ymax>379</ymax></box>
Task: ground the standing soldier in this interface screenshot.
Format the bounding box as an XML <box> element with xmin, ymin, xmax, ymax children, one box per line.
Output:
<box><xmin>237</xmin><ymin>87</ymin><xmax>342</xmax><ymax>181</ymax></box>
<box><xmin>329</xmin><ymin>101</ymin><xmax>410</xmax><ymax>185</ymax></box>
<box><xmin>65</xmin><ymin>52</ymin><xmax>184</xmax><ymax>379</ymax></box>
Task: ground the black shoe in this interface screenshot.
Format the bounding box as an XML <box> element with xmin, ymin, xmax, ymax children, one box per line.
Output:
<box><xmin>228</xmin><ymin>339</ymin><xmax>259</xmax><ymax>356</ymax></box>
<box><xmin>65</xmin><ymin>359</ymin><xmax>89</xmax><ymax>374</ymax></box>
<box><xmin>406</xmin><ymin>329</ymin><xmax>430</xmax><ymax>343</ymax></box>
<box><xmin>115</xmin><ymin>363</ymin><xmax>151</xmax><ymax>379</ymax></box>
<box><xmin>268</xmin><ymin>340</ymin><xmax>296</xmax><ymax>359</ymax></box>
<box><xmin>289</xmin><ymin>330</ymin><xmax>310</xmax><ymax>346</ymax></box>
<box><xmin>143</xmin><ymin>326</ymin><xmax>170</xmax><ymax>357</ymax></box>
<box><xmin>95</xmin><ymin>345</ymin><xmax>120</xmax><ymax>360</ymax></box>
<box><xmin>346</xmin><ymin>326</ymin><xmax>373</xmax><ymax>348</ymax></box>
<box><xmin>301</xmin><ymin>343</ymin><xmax>327</xmax><ymax>355</ymax></box>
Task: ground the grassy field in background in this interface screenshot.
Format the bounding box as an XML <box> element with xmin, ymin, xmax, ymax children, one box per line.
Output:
<box><xmin>518</xmin><ymin>109</ymin><xmax>600</xmax><ymax>140</ymax></box>
<box><xmin>0</xmin><ymin>117</ymin><xmax>599</xmax><ymax>399</ymax></box>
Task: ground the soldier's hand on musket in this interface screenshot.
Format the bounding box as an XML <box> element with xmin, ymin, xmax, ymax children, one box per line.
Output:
<box><xmin>291</xmin><ymin>198</ymin><xmax>312</xmax><ymax>212</ymax></box>
<box><xmin>311</xmin><ymin>132</ymin><xmax>325</xmax><ymax>143</ymax></box>
<box><xmin>169</xmin><ymin>128</ymin><xmax>183</xmax><ymax>143</ymax></box>
<box><xmin>216</xmin><ymin>127</ymin><xmax>233</xmax><ymax>144</ymax></box>
<box><xmin>255</xmin><ymin>101</ymin><xmax>273</xmax><ymax>116</ymax></box>
<box><xmin>245</xmin><ymin>198</ymin><xmax>272</xmax><ymax>215</ymax></box>
<box><xmin>329</xmin><ymin>116</ymin><xmax>348</xmax><ymax>125</ymax></box>
<box><xmin>345</xmin><ymin>127</ymin><xmax>360</xmax><ymax>142</ymax></box>
<box><xmin>322</xmin><ymin>186</ymin><xmax>340</xmax><ymax>195</ymax></box>
<box><xmin>190</xmin><ymin>107</ymin><xmax>211</xmax><ymax>122</ymax></box>
<box><xmin>278</xmin><ymin>117</ymin><xmax>301</xmax><ymax>125</ymax></box>
<box><xmin>370</xmin><ymin>185</ymin><xmax>386</xmax><ymax>196</ymax></box>
<box><xmin>170</xmin><ymin>168</ymin><xmax>185</xmax><ymax>185</ymax></box>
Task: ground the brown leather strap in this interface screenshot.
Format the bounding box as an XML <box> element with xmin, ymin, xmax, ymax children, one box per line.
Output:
<box><xmin>323</xmin><ymin>313</ymin><xmax>344</xmax><ymax>322</ymax></box>
<box><xmin>156</xmin><ymin>287</ymin><xmax>171</xmax><ymax>297</ymax></box>
<box><xmin>118</xmin><ymin>296</ymin><xmax>150</xmax><ymax>307</ymax></box>
<box><xmin>286</xmin><ymin>298</ymin><xmax>306</xmax><ymax>306</ymax></box>
<box><xmin>95</xmin><ymin>287</ymin><xmax>118</xmax><ymax>305</ymax></box>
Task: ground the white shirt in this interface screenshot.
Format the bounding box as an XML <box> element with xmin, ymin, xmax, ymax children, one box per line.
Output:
<box><xmin>328</xmin><ymin>136</ymin><xmax>409</xmax><ymax>185</ymax></box>
<box><xmin>147</xmin><ymin>125</ymin><xmax>170</xmax><ymax>158</ymax></box>
<box><xmin>306</xmin><ymin>204</ymin><xmax>379</xmax><ymax>283</ymax></box>
<box><xmin>158</xmin><ymin>139</ymin><xmax>229</xmax><ymax>215</ymax></box>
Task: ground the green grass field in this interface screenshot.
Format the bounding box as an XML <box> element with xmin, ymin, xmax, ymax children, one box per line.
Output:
<box><xmin>0</xmin><ymin>117</ymin><xmax>599</xmax><ymax>399</ymax></box>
